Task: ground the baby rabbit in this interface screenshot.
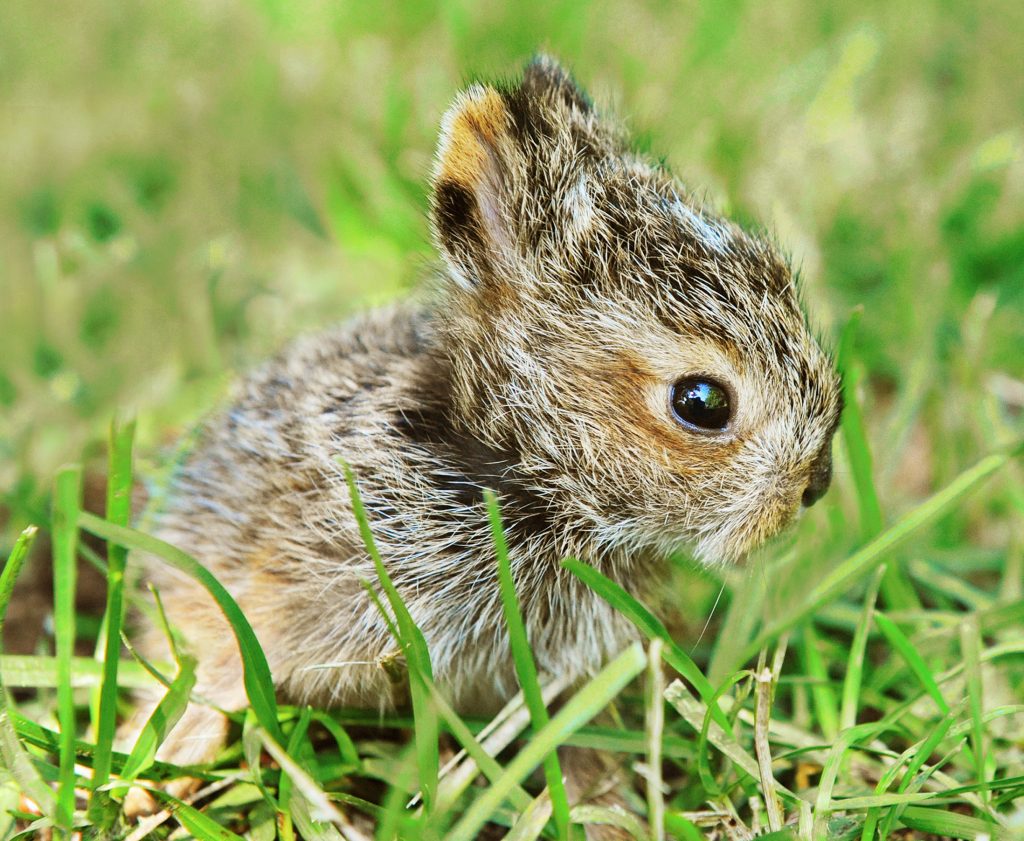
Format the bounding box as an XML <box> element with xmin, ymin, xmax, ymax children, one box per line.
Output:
<box><xmin>133</xmin><ymin>55</ymin><xmax>842</xmax><ymax>814</ymax></box>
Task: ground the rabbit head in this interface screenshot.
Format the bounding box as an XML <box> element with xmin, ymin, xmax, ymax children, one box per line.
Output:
<box><xmin>427</xmin><ymin>57</ymin><xmax>843</xmax><ymax>565</ymax></box>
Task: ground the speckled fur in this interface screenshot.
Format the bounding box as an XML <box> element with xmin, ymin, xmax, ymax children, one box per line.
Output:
<box><xmin>134</xmin><ymin>57</ymin><xmax>841</xmax><ymax>777</ymax></box>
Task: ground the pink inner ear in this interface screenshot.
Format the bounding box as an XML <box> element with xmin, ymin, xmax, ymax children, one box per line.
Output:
<box><xmin>434</xmin><ymin>87</ymin><xmax>519</xmax><ymax>265</ymax></box>
<box><xmin>474</xmin><ymin>162</ymin><xmax>513</xmax><ymax>257</ymax></box>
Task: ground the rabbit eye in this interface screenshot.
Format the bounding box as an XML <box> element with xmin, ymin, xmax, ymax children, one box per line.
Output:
<box><xmin>670</xmin><ymin>377</ymin><xmax>732</xmax><ymax>431</ymax></box>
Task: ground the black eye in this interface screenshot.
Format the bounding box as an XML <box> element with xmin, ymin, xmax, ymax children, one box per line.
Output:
<box><xmin>670</xmin><ymin>377</ymin><xmax>732</xmax><ymax>431</ymax></box>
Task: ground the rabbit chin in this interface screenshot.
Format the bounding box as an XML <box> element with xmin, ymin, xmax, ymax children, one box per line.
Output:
<box><xmin>686</xmin><ymin>502</ymin><xmax>802</xmax><ymax>568</ymax></box>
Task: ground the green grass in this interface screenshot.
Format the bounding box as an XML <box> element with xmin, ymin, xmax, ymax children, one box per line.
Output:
<box><xmin>51</xmin><ymin>467</ymin><xmax>81</xmax><ymax>833</ymax></box>
<box><xmin>487</xmin><ymin>490</ymin><xmax>574</xmax><ymax>840</ymax></box>
<box><xmin>2</xmin><ymin>0</ymin><xmax>1024</xmax><ymax>838</ymax></box>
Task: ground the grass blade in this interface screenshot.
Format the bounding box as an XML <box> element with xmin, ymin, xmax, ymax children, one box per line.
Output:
<box><xmin>341</xmin><ymin>461</ymin><xmax>438</xmax><ymax>813</ymax></box>
<box><xmin>646</xmin><ymin>638</ymin><xmax>665</xmax><ymax>841</ymax></box>
<box><xmin>447</xmin><ymin>643</ymin><xmax>646</xmax><ymax>841</ymax></box>
<box><xmin>562</xmin><ymin>557</ymin><xmax>731</xmax><ymax>733</ymax></box>
<box><xmin>0</xmin><ymin>655</ymin><xmax>155</xmax><ymax>690</ymax></box>
<box><xmin>147</xmin><ymin>786</ymin><xmax>247</xmax><ymax>840</ymax></box>
<box><xmin>568</xmin><ymin>803</ymin><xmax>648</xmax><ymax>838</ymax></box>
<box><xmin>504</xmin><ymin>790</ymin><xmax>553</xmax><ymax>841</ymax></box>
<box><xmin>695</xmin><ymin>670</ymin><xmax>751</xmax><ymax>797</ymax></box>
<box><xmin>11</xmin><ymin>709</ymin><xmax>215</xmax><ymax>783</ymax></box>
<box><xmin>0</xmin><ymin>526</ymin><xmax>58</xmax><ymax>818</ymax></box>
<box><xmin>52</xmin><ymin>465</ymin><xmax>82</xmax><ymax>831</ymax></box>
<box><xmin>812</xmin><ymin>721</ymin><xmax>889</xmax><ymax>838</ymax></box>
<box><xmin>663</xmin><ymin>813</ymin><xmax>704</xmax><ymax>840</ymax></box>
<box><xmin>77</xmin><ymin>512</ymin><xmax>283</xmax><ymax>742</ymax></box>
<box><xmin>839</xmin><ymin>565</ymin><xmax>885</xmax><ymax>731</ymax></box>
<box><xmin>421</xmin><ymin>675</ymin><xmax>533</xmax><ymax>813</ymax></box>
<box><xmin>360</xmin><ymin>577</ymin><xmax>536</xmax><ymax>827</ymax></box>
<box><xmin>309</xmin><ymin>712</ymin><xmax>360</xmax><ymax>771</ymax></box>
<box><xmin>258</xmin><ymin>720</ymin><xmax>347</xmax><ymax>829</ymax></box>
<box><xmin>836</xmin><ymin>310</ymin><xmax>917</xmax><ymax>615</ymax></box>
<box><xmin>753</xmin><ymin>666</ymin><xmax>783</xmax><ymax>832</ymax></box>
<box><xmin>665</xmin><ymin>678</ymin><xmax>800</xmax><ymax>805</ymax></box>
<box><xmin>798</xmin><ymin>623</ymin><xmax>838</xmax><ymax>741</ymax></box>
<box><xmin>91</xmin><ymin>418</ymin><xmax>135</xmax><ymax>791</ymax></box>
<box><xmin>874</xmin><ymin>612</ymin><xmax>948</xmax><ymax>715</ymax></box>
<box><xmin>872</xmin><ymin>707</ymin><xmax>961</xmax><ymax>839</ymax></box>
<box><xmin>960</xmin><ymin>616</ymin><xmax>989</xmax><ymax>812</ymax></box>
<box><xmin>898</xmin><ymin>805</ymin><xmax>1015</xmax><ymax>840</ymax></box>
<box><xmin>241</xmin><ymin>710</ymin><xmax>280</xmax><ymax>820</ymax></box>
<box><xmin>486</xmin><ymin>490</ymin><xmax>571</xmax><ymax>840</ymax></box>
<box><xmin>120</xmin><ymin>654</ymin><xmax>197</xmax><ymax>780</ymax></box>
<box><xmin>707</xmin><ymin>555</ymin><xmax>772</xmax><ymax>686</ymax></box>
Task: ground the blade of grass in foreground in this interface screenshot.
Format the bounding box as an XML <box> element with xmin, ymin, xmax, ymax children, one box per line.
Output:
<box><xmin>0</xmin><ymin>527</ymin><xmax>58</xmax><ymax>818</ymax></box>
<box><xmin>420</xmin><ymin>671</ymin><xmax>533</xmax><ymax>814</ymax></box>
<box><xmin>742</xmin><ymin>440</ymin><xmax>1022</xmax><ymax>661</ymax></box>
<box><xmin>504</xmin><ymin>789</ymin><xmax>553</xmax><ymax>841</ymax></box>
<box><xmin>961</xmin><ymin>616</ymin><xmax>990</xmax><ymax>812</ymax></box>
<box><xmin>258</xmin><ymin>718</ymin><xmax>347</xmax><ymax>832</ymax></box>
<box><xmin>695</xmin><ymin>670</ymin><xmax>752</xmax><ymax>797</ymax></box>
<box><xmin>486</xmin><ymin>490</ymin><xmax>572</xmax><ymax>841</ymax></box>
<box><xmin>11</xmin><ymin>710</ymin><xmax>212</xmax><ymax>783</ymax></box>
<box><xmin>360</xmin><ymin>577</ymin><xmax>528</xmax><ymax>831</ymax></box>
<box><xmin>664</xmin><ymin>679</ymin><xmax>798</xmax><ymax>805</ymax></box>
<box><xmin>839</xmin><ymin>565</ymin><xmax>885</xmax><ymax>731</ymax></box>
<box><xmin>798</xmin><ymin>623</ymin><xmax>839</xmax><ymax>741</ymax></box>
<box><xmin>147</xmin><ymin>786</ymin><xmax>247</xmax><ymax>841</ymax></box>
<box><xmin>707</xmin><ymin>551</ymin><xmax>774</xmax><ymax>686</ymax></box>
<box><xmin>562</xmin><ymin>557</ymin><xmax>732</xmax><ymax>733</ymax></box>
<box><xmin>868</xmin><ymin>707</ymin><xmax>960</xmax><ymax>840</ymax></box>
<box><xmin>874</xmin><ymin>613</ymin><xmax>948</xmax><ymax>715</ymax></box>
<box><xmin>646</xmin><ymin>638</ymin><xmax>666</xmax><ymax>841</ymax></box>
<box><xmin>241</xmin><ymin>711</ymin><xmax>282</xmax><ymax>822</ymax></box>
<box><xmin>663</xmin><ymin>813</ymin><xmax>705</xmax><ymax>840</ymax></box>
<box><xmin>812</xmin><ymin>720</ymin><xmax>892</xmax><ymax>839</ymax></box>
<box><xmin>447</xmin><ymin>643</ymin><xmax>646</xmax><ymax>841</ymax></box>
<box><xmin>898</xmin><ymin>805</ymin><xmax>1014</xmax><ymax>841</ymax></box>
<box><xmin>89</xmin><ymin>418</ymin><xmax>135</xmax><ymax>823</ymax></box>
<box><xmin>77</xmin><ymin>512</ymin><xmax>283</xmax><ymax>743</ymax></box>
<box><xmin>0</xmin><ymin>655</ymin><xmax>154</xmax><ymax>690</ymax></box>
<box><xmin>342</xmin><ymin>462</ymin><xmax>439</xmax><ymax>814</ymax></box>
<box><xmin>119</xmin><ymin>654</ymin><xmax>197</xmax><ymax>781</ymax></box>
<box><xmin>53</xmin><ymin>466</ymin><xmax>82</xmax><ymax>832</ymax></box>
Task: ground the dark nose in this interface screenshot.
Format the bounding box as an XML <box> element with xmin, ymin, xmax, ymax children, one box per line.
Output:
<box><xmin>802</xmin><ymin>444</ymin><xmax>833</xmax><ymax>508</ymax></box>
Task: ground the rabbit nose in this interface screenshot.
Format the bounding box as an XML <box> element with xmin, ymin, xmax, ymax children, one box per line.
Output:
<box><xmin>801</xmin><ymin>444</ymin><xmax>833</xmax><ymax>508</ymax></box>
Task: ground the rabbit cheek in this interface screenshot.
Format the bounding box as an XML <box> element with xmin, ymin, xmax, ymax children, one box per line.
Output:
<box><xmin>698</xmin><ymin>496</ymin><xmax>797</xmax><ymax>565</ymax></box>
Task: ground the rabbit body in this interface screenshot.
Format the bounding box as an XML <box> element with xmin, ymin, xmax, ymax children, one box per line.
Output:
<box><xmin>136</xmin><ymin>57</ymin><xmax>842</xmax><ymax>772</ymax></box>
<box><xmin>143</xmin><ymin>303</ymin><xmax>637</xmax><ymax>724</ymax></box>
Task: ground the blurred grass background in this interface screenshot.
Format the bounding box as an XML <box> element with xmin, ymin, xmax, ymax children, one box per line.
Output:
<box><xmin>1</xmin><ymin>0</ymin><xmax>1022</xmax><ymax>569</ymax></box>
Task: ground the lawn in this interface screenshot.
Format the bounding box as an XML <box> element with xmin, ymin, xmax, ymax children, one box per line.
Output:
<box><xmin>1</xmin><ymin>1</ymin><xmax>1022</xmax><ymax>839</ymax></box>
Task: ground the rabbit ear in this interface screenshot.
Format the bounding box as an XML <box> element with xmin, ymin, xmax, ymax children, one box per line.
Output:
<box><xmin>430</xmin><ymin>59</ymin><xmax>600</xmax><ymax>291</ymax></box>
<box><xmin>430</xmin><ymin>84</ymin><xmax>523</xmax><ymax>290</ymax></box>
<box><xmin>516</xmin><ymin>54</ymin><xmax>593</xmax><ymax>118</ymax></box>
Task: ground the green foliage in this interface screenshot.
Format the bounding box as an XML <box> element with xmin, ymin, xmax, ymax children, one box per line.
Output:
<box><xmin>77</xmin><ymin>513</ymin><xmax>284</xmax><ymax>743</ymax></box>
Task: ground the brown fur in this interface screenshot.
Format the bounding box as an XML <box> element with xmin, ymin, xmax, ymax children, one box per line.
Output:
<box><xmin>130</xmin><ymin>56</ymin><xmax>842</xmax><ymax>827</ymax></box>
